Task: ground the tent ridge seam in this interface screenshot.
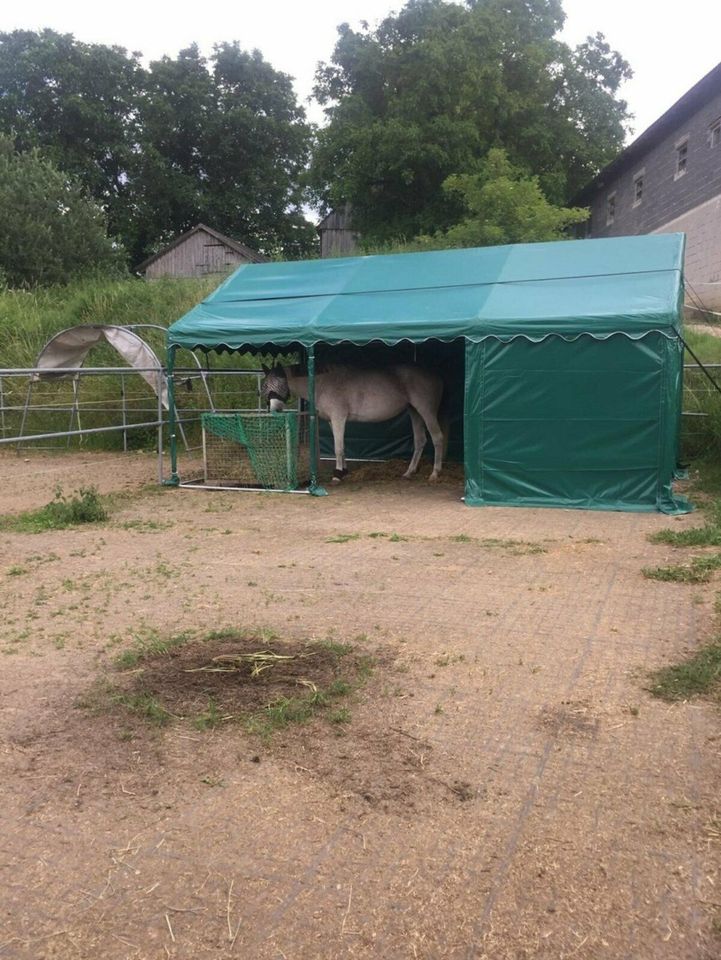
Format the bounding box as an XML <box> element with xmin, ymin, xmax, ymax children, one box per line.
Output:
<box><xmin>205</xmin><ymin>267</ymin><xmax>682</xmax><ymax>307</ymax></box>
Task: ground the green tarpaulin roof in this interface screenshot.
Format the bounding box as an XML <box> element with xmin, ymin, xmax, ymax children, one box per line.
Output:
<box><xmin>167</xmin><ymin>233</ymin><xmax>685</xmax><ymax>352</ymax></box>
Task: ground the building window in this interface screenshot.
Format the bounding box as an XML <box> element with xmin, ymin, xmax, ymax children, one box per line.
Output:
<box><xmin>710</xmin><ymin>119</ymin><xmax>721</xmax><ymax>148</ymax></box>
<box><xmin>606</xmin><ymin>192</ymin><xmax>616</xmax><ymax>226</ymax></box>
<box><xmin>675</xmin><ymin>137</ymin><xmax>688</xmax><ymax>179</ymax></box>
<box><xmin>633</xmin><ymin>169</ymin><xmax>645</xmax><ymax>207</ymax></box>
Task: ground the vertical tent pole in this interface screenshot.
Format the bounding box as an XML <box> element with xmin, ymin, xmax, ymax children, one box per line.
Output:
<box><xmin>164</xmin><ymin>344</ymin><xmax>179</xmax><ymax>486</ymax></box>
<box><xmin>307</xmin><ymin>344</ymin><xmax>327</xmax><ymax>497</ymax></box>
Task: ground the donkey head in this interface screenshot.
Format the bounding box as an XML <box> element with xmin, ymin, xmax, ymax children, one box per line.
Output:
<box><xmin>259</xmin><ymin>364</ymin><xmax>290</xmax><ymax>411</ymax></box>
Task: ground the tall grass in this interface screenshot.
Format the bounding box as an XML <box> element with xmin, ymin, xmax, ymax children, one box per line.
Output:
<box><xmin>682</xmin><ymin>328</ymin><xmax>721</xmax><ymax>460</ymax></box>
<box><xmin>0</xmin><ymin>276</ymin><xmax>217</xmax><ymax>370</ymax></box>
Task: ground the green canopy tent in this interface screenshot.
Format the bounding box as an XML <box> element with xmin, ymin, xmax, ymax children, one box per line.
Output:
<box><xmin>166</xmin><ymin>233</ymin><xmax>690</xmax><ymax>513</ymax></box>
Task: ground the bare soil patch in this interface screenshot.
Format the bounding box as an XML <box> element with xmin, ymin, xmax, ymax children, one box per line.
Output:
<box><xmin>91</xmin><ymin>634</ymin><xmax>376</xmax><ymax>730</ymax></box>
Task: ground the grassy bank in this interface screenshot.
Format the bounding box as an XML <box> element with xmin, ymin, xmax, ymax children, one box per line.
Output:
<box><xmin>0</xmin><ymin>276</ymin><xmax>259</xmax><ymax>449</ymax></box>
<box><xmin>0</xmin><ymin>276</ymin><xmax>216</xmax><ymax>370</ymax></box>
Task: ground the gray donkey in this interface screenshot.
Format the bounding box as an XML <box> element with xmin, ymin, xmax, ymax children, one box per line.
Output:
<box><xmin>260</xmin><ymin>363</ymin><xmax>445</xmax><ymax>482</ymax></box>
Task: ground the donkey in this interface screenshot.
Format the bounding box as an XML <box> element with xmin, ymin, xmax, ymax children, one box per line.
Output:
<box><xmin>259</xmin><ymin>363</ymin><xmax>445</xmax><ymax>482</ymax></box>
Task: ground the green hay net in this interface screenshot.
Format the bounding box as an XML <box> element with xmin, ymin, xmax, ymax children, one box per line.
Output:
<box><xmin>202</xmin><ymin>412</ymin><xmax>304</xmax><ymax>491</ymax></box>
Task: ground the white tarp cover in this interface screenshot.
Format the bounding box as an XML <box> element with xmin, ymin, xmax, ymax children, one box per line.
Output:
<box><xmin>33</xmin><ymin>325</ymin><xmax>168</xmax><ymax>409</ymax></box>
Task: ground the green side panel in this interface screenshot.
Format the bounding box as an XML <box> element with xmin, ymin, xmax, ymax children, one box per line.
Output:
<box><xmin>464</xmin><ymin>334</ymin><xmax>690</xmax><ymax>513</ymax></box>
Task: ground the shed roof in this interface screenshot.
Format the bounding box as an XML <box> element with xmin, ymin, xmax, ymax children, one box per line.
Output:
<box><xmin>137</xmin><ymin>223</ymin><xmax>266</xmax><ymax>273</ymax></box>
<box><xmin>167</xmin><ymin>233</ymin><xmax>685</xmax><ymax>352</ymax></box>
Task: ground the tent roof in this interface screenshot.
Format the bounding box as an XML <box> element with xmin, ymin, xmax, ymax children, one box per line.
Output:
<box><xmin>167</xmin><ymin>234</ymin><xmax>685</xmax><ymax>352</ymax></box>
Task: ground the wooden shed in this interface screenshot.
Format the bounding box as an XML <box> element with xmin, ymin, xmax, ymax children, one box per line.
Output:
<box><xmin>137</xmin><ymin>224</ymin><xmax>266</xmax><ymax>279</ymax></box>
<box><xmin>317</xmin><ymin>205</ymin><xmax>360</xmax><ymax>258</ymax></box>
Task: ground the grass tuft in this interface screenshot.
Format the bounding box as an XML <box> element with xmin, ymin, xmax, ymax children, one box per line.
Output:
<box><xmin>642</xmin><ymin>553</ymin><xmax>721</xmax><ymax>584</ymax></box>
<box><xmin>76</xmin><ymin>678</ymin><xmax>172</xmax><ymax>726</ymax></box>
<box><xmin>114</xmin><ymin>629</ymin><xmax>194</xmax><ymax>669</ymax></box>
<box><xmin>648</xmin><ymin>642</ymin><xmax>721</xmax><ymax>702</ymax></box>
<box><xmin>649</xmin><ymin>501</ymin><xmax>721</xmax><ymax>547</ymax></box>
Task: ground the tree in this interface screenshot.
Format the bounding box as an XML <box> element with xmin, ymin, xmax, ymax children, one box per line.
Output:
<box><xmin>0</xmin><ymin>139</ymin><xmax>126</xmax><ymax>287</ymax></box>
<box><xmin>0</xmin><ymin>30</ymin><xmax>142</xmax><ymax>244</ymax></box>
<box><xmin>130</xmin><ymin>43</ymin><xmax>315</xmax><ymax>263</ymax></box>
<box><xmin>436</xmin><ymin>148</ymin><xmax>589</xmax><ymax>247</ymax></box>
<box><xmin>0</xmin><ymin>31</ymin><xmax>317</xmax><ymax>264</ymax></box>
<box><xmin>310</xmin><ymin>0</ymin><xmax>631</xmax><ymax>245</ymax></box>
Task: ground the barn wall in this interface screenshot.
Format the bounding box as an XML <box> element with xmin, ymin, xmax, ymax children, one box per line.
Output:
<box><xmin>319</xmin><ymin>229</ymin><xmax>360</xmax><ymax>258</ymax></box>
<box><xmin>145</xmin><ymin>231</ymin><xmax>250</xmax><ymax>279</ymax></box>
<box><xmin>585</xmin><ymin>85</ymin><xmax>721</xmax><ymax>311</ymax></box>
<box><xmin>318</xmin><ymin>205</ymin><xmax>360</xmax><ymax>258</ymax></box>
<box><xmin>652</xmin><ymin>195</ymin><xmax>721</xmax><ymax>310</ymax></box>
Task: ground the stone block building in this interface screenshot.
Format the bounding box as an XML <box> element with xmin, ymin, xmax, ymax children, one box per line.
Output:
<box><xmin>576</xmin><ymin>62</ymin><xmax>721</xmax><ymax>311</ymax></box>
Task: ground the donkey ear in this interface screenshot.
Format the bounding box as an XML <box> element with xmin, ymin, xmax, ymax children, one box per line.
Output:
<box><xmin>261</xmin><ymin>363</ymin><xmax>270</xmax><ymax>375</ymax></box>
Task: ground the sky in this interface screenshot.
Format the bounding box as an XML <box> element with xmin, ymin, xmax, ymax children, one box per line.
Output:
<box><xmin>2</xmin><ymin>0</ymin><xmax>719</xmax><ymax>140</ymax></box>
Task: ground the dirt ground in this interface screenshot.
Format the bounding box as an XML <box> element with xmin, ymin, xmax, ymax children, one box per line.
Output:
<box><xmin>1</xmin><ymin>450</ymin><xmax>720</xmax><ymax>959</ymax></box>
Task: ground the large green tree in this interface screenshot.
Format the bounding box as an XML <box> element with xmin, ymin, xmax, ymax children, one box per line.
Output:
<box><xmin>0</xmin><ymin>30</ymin><xmax>142</xmax><ymax>243</ymax></box>
<box><xmin>0</xmin><ymin>139</ymin><xmax>126</xmax><ymax>287</ymax></box>
<box><xmin>310</xmin><ymin>0</ymin><xmax>631</xmax><ymax>244</ymax></box>
<box><xmin>130</xmin><ymin>43</ymin><xmax>315</xmax><ymax>263</ymax></box>
<box><xmin>0</xmin><ymin>30</ymin><xmax>316</xmax><ymax>265</ymax></box>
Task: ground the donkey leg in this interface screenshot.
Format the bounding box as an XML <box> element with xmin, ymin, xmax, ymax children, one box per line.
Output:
<box><xmin>402</xmin><ymin>407</ymin><xmax>428</xmax><ymax>479</ymax></box>
<box><xmin>422</xmin><ymin>411</ymin><xmax>444</xmax><ymax>482</ymax></box>
<box><xmin>330</xmin><ymin>414</ymin><xmax>347</xmax><ymax>482</ymax></box>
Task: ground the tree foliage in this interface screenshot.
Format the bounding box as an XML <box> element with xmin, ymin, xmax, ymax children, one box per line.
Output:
<box><xmin>310</xmin><ymin>0</ymin><xmax>631</xmax><ymax>245</ymax></box>
<box><xmin>438</xmin><ymin>149</ymin><xmax>589</xmax><ymax>247</ymax></box>
<box><xmin>0</xmin><ymin>139</ymin><xmax>126</xmax><ymax>288</ymax></box>
<box><xmin>0</xmin><ymin>30</ymin><xmax>316</xmax><ymax>267</ymax></box>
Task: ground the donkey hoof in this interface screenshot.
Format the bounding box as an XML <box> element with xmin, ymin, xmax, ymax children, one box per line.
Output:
<box><xmin>332</xmin><ymin>469</ymin><xmax>346</xmax><ymax>483</ymax></box>
<box><xmin>401</xmin><ymin>472</ymin><xmax>413</xmax><ymax>481</ymax></box>
<box><xmin>428</xmin><ymin>472</ymin><xmax>440</xmax><ymax>483</ymax></box>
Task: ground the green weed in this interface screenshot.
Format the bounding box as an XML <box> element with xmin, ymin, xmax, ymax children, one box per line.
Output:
<box><xmin>325</xmin><ymin>533</ymin><xmax>361</xmax><ymax>543</ymax></box>
<box><xmin>313</xmin><ymin>638</ymin><xmax>353</xmax><ymax>658</ymax></box>
<box><xmin>329</xmin><ymin>707</ymin><xmax>351</xmax><ymax>724</ymax></box>
<box><xmin>194</xmin><ymin>698</ymin><xmax>227</xmax><ymax>730</ymax></box>
<box><xmin>116</xmin><ymin>692</ymin><xmax>173</xmax><ymax>726</ymax></box>
<box><xmin>248</xmin><ymin>691</ymin><xmax>321</xmax><ymax>735</ymax></box>
<box><xmin>0</xmin><ymin>486</ymin><xmax>107</xmax><ymax>533</ymax></box>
